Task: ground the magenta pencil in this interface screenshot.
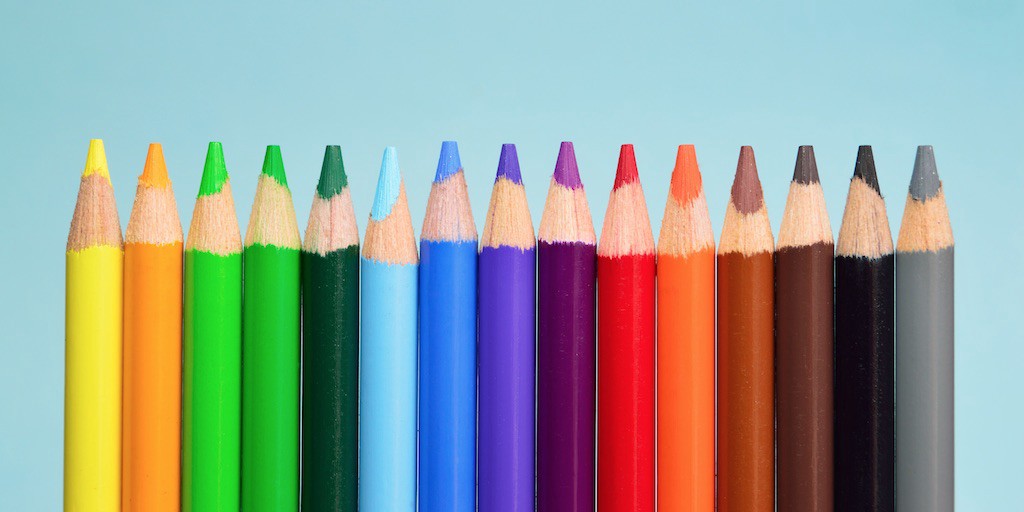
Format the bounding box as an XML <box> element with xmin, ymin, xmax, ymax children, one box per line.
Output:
<box><xmin>478</xmin><ymin>144</ymin><xmax>536</xmax><ymax>512</ymax></box>
<box><xmin>536</xmin><ymin>142</ymin><xmax>597</xmax><ymax>512</ymax></box>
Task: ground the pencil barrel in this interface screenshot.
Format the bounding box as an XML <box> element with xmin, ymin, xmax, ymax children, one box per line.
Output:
<box><xmin>835</xmin><ymin>254</ymin><xmax>895</xmax><ymax>512</ymax></box>
<box><xmin>478</xmin><ymin>245</ymin><xmax>536</xmax><ymax>512</ymax></box>
<box><xmin>65</xmin><ymin>248</ymin><xmax>123</xmax><ymax>511</ymax></box>
<box><xmin>183</xmin><ymin>250</ymin><xmax>242</xmax><ymax>512</ymax></box>
<box><xmin>242</xmin><ymin>244</ymin><xmax>300</xmax><ymax>511</ymax></box>
<box><xmin>597</xmin><ymin>253</ymin><xmax>656</xmax><ymax>512</ymax></box>
<box><xmin>656</xmin><ymin>249</ymin><xmax>715</xmax><ymax>510</ymax></box>
<box><xmin>418</xmin><ymin>240</ymin><xmax>478</xmax><ymax>511</ymax></box>
<box><xmin>717</xmin><ymin>251</ymin><xmax>775</xmax><ymax>512</ymax></box>
<box><xmin>359</xmin><ymin>258</ymin><xmax>418</xmax><ymax>511</ymax></box>
<box><xmin>536</xmin><ymin>241</ymin><xmax>596</xmax><ymax>512</ymax></box>
<box><xmin>122</xmin><ymin>242</ymin><xmax>182</xmax><ymax>511</ymax></box>
<box><xmin>896</xmin><ymin>249</ymin><xmax>954</xmax><ymax>512</ymax></box>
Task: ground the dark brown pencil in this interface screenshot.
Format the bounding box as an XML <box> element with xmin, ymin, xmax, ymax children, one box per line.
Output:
<box><xmin>776</xmin><ymin>145</ymin><xmax>835</xmax><ymax>512</ymax></box>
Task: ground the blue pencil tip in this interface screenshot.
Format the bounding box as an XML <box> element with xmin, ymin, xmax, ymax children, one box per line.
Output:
<box><xmin>371</xmin><ymin>146</ymin><xmax>402</xmax><ymax>221</ymax></box>
<box><xmin>495</xmin><ymin>143</ymin><xmax>522</xmax><ymax>183</ymax></box>
<box><xmin>434</xmin><ymin>141</ymin><xmax>462</xmax><ymax>182</ymax></box>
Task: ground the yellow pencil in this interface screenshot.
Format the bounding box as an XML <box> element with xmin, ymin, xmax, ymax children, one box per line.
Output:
<box><xmin>65</xmin><ymin>139</ymin><xmax>123</xmax><ymax>511</ymax></box>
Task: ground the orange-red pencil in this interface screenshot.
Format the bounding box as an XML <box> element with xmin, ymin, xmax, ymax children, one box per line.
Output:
<box><xmin>656</xmin><ymin>145</ymin><xmax>715</xmax><ymax>510</ymax></box>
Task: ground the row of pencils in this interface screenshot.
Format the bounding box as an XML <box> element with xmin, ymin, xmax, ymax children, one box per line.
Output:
<box><xmin>65</xmin><ymin>139</ymin><xmax>953</xmax><ymax>512</ymax></box>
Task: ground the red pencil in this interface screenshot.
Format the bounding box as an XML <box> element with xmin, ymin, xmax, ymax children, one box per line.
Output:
<box><xmin>597</xmin><ymin>144</ymin><xmax>656</xmax><ymax>512</ymax></box>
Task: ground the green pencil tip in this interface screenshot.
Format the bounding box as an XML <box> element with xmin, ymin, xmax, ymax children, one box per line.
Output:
<box><xmin>198</xmin><ymin>142</ymin><xmax>229</xmax><ymax>196</ymax></box>
<box><xmin>316</xmin><ymin>145</ymin><xmax>348</xmax><ymax>198</ymax></box>
<box><xmin>261</xmin><ymin>145</ymin><xmax>289</xmax><ymax>187</ymax></box>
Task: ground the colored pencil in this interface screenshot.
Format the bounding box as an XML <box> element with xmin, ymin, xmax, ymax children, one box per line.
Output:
<box><xmin>656</xmin><ymin>144</ymin><xmax>715</xmax><ymax>510</ymax></box>
<box><xmin>183</xmin><ymin>142</ymin><xmax>242</xmax><ymax>512</ymax></box>
<box><xmin>717</xmin><ymin>146</ymin><xmax>775</xmax><ymax>511</ymax></box>
<box><xmin>419</xmin><ymin>140</ymin><xmax>478</xmax><ymax>511</ymax></box>
<box><xmin>65</xmin><ymin>139</ymin><xmax>123</xmax><ymax>511</ymax></box>
<box><xmin>478</xmin><ymin>144</ymin><xmax>536</xmax><ymax>512</ymax></box>
<box><xmin>301</xmin><ymin>145</ymin><xmax>360</xmax><ymax>511</ymax></box>
<box><xmin>536</xmin><ymin>141</ymin><xmax>597</xmax><ymax>512</ymax></box>
<box><xmin>895</xmin><ymin>145</ymin><xmax>954</xmax><ymax>512</ymax></box>
<box><xmin>597</xmin><ymin>144</ymin><xmax>655</xmax><ymax>512</ymax></box>
<box><xmin>776</xmin><ymin>145</ymin><xmax>835</xmax><ymax>511</ymax></box>
<box><xmin>242</xmin><ymin>145</ymin><xmax>301</xmax><ymax>511</ymax></box>
<box><xmin>360</xmin><ymin>147</ymin><xmax>418</xmax><ymax>511</ymax></box>
<box><xmin>835</xmin><ymin>146</ymin><xmax>895</xmax><ymax>512</ymax></box>
<box><xmin>122</xmin><ymin>143</ymin><xmax>183</xmax><ymax>511</ymax></box>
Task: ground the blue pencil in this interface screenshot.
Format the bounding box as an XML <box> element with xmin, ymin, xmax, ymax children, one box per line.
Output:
<box><xmin>359</xmin><ymin>147</ymin><xmax>418</xmax><ymax>511</ymax></box>
<box><xmin>419</xmin><ymin>141</ymin><xmax>478</xmax><ymax>511</ymax></box>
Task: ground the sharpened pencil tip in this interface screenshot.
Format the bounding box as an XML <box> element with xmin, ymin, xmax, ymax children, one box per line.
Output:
<box><xmin>435</xmin><ymin>141</ymin><xmax>462</xmax><ymax>182</ymax></box>
<box><xmin>371</xmin><ymin>146</ymin><xmax>402</xmax><ymax>221</ymax></box>
<box><xmin>910</xmin><ymin>145</ymin><xmax>941</xmax><ymax>200</ymax></box>
<box><xmin>261</xmin><ymin>145</ymin><xmax>289</xmax><ymax>187</ymax></box>
<box><xmin>198</xmin><ymin>142</ymin><xmax>228</xmax><ymax>197</ymax></box>
<box><xmin>793</xmin><ymin>145</ymin><xmax>819</xmax><ymax>184</ymax></box>
<box><xmin>496</xmin><ymin>143</ymin><xmax>522</xmax><ymax>183</ymax></box>
<box><xmin>553</xmin><ymin>141</ymin><xmax>583</xmax><ymax>189</ymax></box>
<box><xmin>670</xmin><ymin>144</ymin><xmax>702</xmax><ymax>203</ymax></box>
<box><xmin>317</xmin><ymin>145</ymin><xmax>349</xmax><ymax>198</ymax></box>
<box><xmin>853</xmin><ymin>145</ymin><xmax>881</xmax><ymax>193</ymax></box>
<box><xmin>731</xmin><ymin>146</ymin><xmax>764</xmax><ymax>213</ymax></box>
<box><xmin>141</xmin><ymin>143</ymin><xmax>170</xmax><ymax>187</ymax></box>
<box><xmin>614</xmin><ymin>144</ymin><xmax>639</xmax><ymax>188</ymax></box>
<box><xmin>83</xmin><ymin>139</ymin><xmax>110</xmax><ymax>180</ymax></box>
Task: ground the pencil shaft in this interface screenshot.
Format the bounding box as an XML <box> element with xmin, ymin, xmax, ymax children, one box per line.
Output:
<box><xmin>359</xmin><ymin>258</ymin><xmax>417</xmax><ymax>511</ymax></box>
<box><xmin>478</xmin><ymin>245</ymin><xmax>536</xmax><ymax>511</ymax></box>
<box><xmin>835</xmin><ymin>255</ymin><xmax>895</xmax><ymax>512</ymax></box>
<box><xmin>123</xmin><ymin>241</ymin><xmax>182</xmax><ymax>511</ymax></box>
<box><xmin>896</xmin><ymin>249</ymin><xmax>954</xmax><ymax>511</ymax></box>
<box><xmin>301</xmin><ymin>245</ymin><xmax>359</xmax><ymax>511</ymax></box>
<box><xmin>419</xmin><ymin>240</ymin><xmax>477</xmax><ymax>511</ymax></box>
<box><xmin>242</xmin><ymin>244</ymin><xmax>300</xmax><ymax>511</ymax></box>
<box><xmin>536</xmin><ymin>241</ymin><xmax>596</xmax><ymax>512</ymax></box>
<box><xmin>656</xmin><ymin>249</ymin><xmax>715</xmax><ymax>510</ymax></box>
<box><xmin>776</xmin><ymin>242</ymin><xmax>835</xmax><ymax>511</ymax></box>
<box><xmin>717</xmin><ymin>251</ymin><xmax>775</xmax><ymax>512</ymax></box>
<box><xmin>183</xmin><ymin>250</ymin><xmax>241</xmax><ymax>512</ymax></box>
<box><xmin>65</xmin><ymin>247</ymin><xmax>122</xmax><ymax>511</ymax></box>
<box><xmin>597</xmin><ymin>253</ymin><xmax>656</xmax><ymax>512</ymax></box>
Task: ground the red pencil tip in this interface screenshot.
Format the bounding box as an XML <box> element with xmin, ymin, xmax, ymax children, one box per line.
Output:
<box><xmin>614</xmin><ymin>144</ymin><xmax>638</xmax><ymax>188</ymax></box>
<box><xmin>670</xmin><ymin>144</ymin><xmax>702</xmax><ymax>203</ymax></box>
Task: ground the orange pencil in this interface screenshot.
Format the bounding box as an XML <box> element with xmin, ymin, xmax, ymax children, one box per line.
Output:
<box><xmin>122</xmin><ymin>143</ymin><xmax>183</xmax><ymax>511</ymax></box>
<box><xmin>656</xmin><ymin>145</ymin><xmax>716</xmax><ymax>510</ymax></box>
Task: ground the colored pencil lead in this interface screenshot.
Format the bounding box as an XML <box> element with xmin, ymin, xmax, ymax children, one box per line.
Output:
<box><xmin>198</xmin><ymin>142</ymin><xmax>229</xmax><ymax>196</ymax></box>
<box><xmin>853</xmin><ymin>145</ymin><xmax>881</xmax><ymax>194</ymax></box>
<box><xmin>553</xmin><ymin>141</ymin><xmax>583</xmax><ymax>189</ymax></box>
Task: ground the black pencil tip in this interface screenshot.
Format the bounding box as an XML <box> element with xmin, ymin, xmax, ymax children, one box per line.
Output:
<box><xmin>793</xmin><ymin>145</ymin><xmax>819</xmax><ymax>184</ymax></box>
<box><xmin>853</xmin><ymin>145</ymin><xmax>880</xmax><ymax>193</ymax></box>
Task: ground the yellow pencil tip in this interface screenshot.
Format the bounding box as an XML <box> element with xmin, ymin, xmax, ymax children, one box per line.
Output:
<box><xmin>83</xmin><ymin>139</ymin><xmax>110</xmax><ymax>180</ymax></box>
<box><xmin>140</xmin><ymin>143</ymin><xmax>170</xmax><ymax>187</ymax></box>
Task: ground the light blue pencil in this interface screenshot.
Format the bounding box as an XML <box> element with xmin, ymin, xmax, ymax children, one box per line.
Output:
<box><xmin>359</xmin><ymin>147</ymin><xmax>418</xmax><ymax>511</ymax></box>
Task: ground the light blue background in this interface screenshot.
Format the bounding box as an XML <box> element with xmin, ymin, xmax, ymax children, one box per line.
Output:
<box><xmin>1</xmin><ymin>1</ymin><xmax>1020</xmax><ymax>509</ymax></box>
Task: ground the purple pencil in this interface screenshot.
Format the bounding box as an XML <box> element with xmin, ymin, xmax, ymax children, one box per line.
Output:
<box><xmin>478</xmin><ymin>144</ymin><xmax>536</xmax><ymax>512</ymax></box>
<box><xmin>536</xmin><ymin>142</ymin><xmax>597</xmax><ymax>512</ymax></box>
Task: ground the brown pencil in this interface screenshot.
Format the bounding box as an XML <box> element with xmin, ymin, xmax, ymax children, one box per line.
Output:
<box><xmin>776</xmin><ymin>145</ymin><xmax>835</xmax><ymax>512</ymax></box>
<box><xmin>717</xmin><ymin>146</ymin><xmax>775</xmax><ymax>512</ymax></box>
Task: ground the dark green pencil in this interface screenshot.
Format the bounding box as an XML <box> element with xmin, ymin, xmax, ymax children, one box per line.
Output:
<box><xmin>301</xmin><ymin>146</ymin><xmax>360</xmax><ymax>510</ymax></box>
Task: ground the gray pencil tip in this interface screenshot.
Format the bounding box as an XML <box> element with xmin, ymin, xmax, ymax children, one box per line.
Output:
<box><xmin>910</xmin><ymin>145</ymin><xmax>941</xmax><ymax>200</ymax></box>
<box><xmin>793</xmin><ymin>145</ymin><xmax>819</xmax><ymax>184</ymax></box>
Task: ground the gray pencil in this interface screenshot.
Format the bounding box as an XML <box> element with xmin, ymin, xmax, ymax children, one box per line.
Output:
<box><xmin>895</xmin><ymin>145</ymin><xmax>954</xmax><ymax>512</ymax></box>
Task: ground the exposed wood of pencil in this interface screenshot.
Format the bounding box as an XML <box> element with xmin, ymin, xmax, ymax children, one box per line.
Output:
<box><xmin>895</xmin><ymin>145</ymin><xmax>954</xmax><ymax>512</ymax></box>
<box><xmin>835</xmin><ymin>146</ymin><xmax>895</xmax><ymax>512</ymax></box>
<box><xmin>122</xmin><ymin>143</ymin><xmax>183</xmax><ymax>511</ymax></box>
<box><xmin>656</xmin><ymin>144</ymin><xmax>715</xmax><ymax>511</ymax></box>
<box><xmin>597</xmin><ymin>144</ymin><xmax>655</xmax><ymax>512</ymax></box>
<box><xmin>717</xmin><ymin>146</ymin><xmax>775</xmax><ymax>512</ymax></box>
<box><xmin>65</xmin><ymin>139</ymin><xmax>123</xmax><ymax>511</ymax></box>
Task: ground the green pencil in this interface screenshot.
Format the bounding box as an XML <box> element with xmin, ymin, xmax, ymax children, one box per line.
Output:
<box><xmin>242</xmin><ymin>145</ymin><xmax>301</xmax><ymax>511</ymax></box>
<box><xmin>183</xmin><ymin>142</ymin><xmax>242</xmax><ymax>512</ymax></box>
<box><xmin>301</xmin><ymin>146</ymin><xmax>360</xmax><ymax>510</ymax></box>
